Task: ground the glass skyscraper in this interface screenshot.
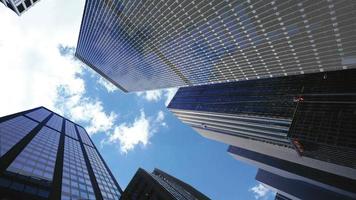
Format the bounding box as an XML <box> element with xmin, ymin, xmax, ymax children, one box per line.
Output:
<box><xmin>0</xmin><ymin>107</ymin><xmax>122</xmax><ymax>200</ymax></box>
<box><xmin>121</xmin><ymin>168</ymin><xmax>210</xmax><ymax>200</ymax></box>
<box><xmin>255</xmin><ymin>168</ymin><xmax>355</xmax><ymax>200</ymax></box>
<box><xmin>228</xmin><ymin>146</ymin><xmax>356</xmax><ymax>199</ymax></box>
<box><xmin>167</xmin><ymin>68</ymin><xmax>356</xmax><ymax>195</ymax></box>
<box><xmin>1</xmin><ymin>0</ymin><xmax>41</xmax><ymax>15</ymax></box>
<box><xmin>76</xmin><ymin>0</ymin><xmax>356</xmax><ymax>92</ymax></box>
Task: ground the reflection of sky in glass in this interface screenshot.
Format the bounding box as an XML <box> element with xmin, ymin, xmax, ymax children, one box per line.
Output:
<box><xmin>61</xmin><ymin>136</ymin><xmax>95</xmax><ymax>200</ymax></box>
<box><xmin>84</xmin><ymin>145</ymin><xmax>121</xmax><ymax>200</ymax></box>
<box><xmin>7</xmin><ymin>126</ymin><xmax>60</xmax><ymax>181</ymax></box>
<box><xmin>0</xmin><ymin>116</ymin><xmax>38</xmax><ymax>157</ymax></box>
<box><xmin>25</xmin><ymin>108</ymin><xmax>51</xmax><ymax>122</ymax></box>
<box><xmin>46</xmin><ymin>114</ymin><xmax>63</xmax><ymax>132</ymax></box>
<box><xmin>65</xmin><ymin>120</ymin><xmax>78</xmax><ymax>140</ymax></box>
<box><xmin>77</xmin><ymin>0</ymin><xmax>356</xmax><ymax>91</ymax></box>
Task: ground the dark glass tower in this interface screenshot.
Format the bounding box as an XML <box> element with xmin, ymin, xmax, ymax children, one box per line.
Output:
<box><xmin>0</xmin><ymin>107</ymin><xmax>122</xmax><ymax>200</ymax></box>
<box><xmin>168</xmin><ymin>69</ymin><xmax>356</xmax><ymax>180</ymax></box>
<box><xmin>75</xmin><ymin>0</ymin><xmax>356</xmax><ymax>92</ymax></box>
<box><xmin>121</xmin><ymin>168</ymin><xmax>210</xmax><ymax>200</ymax></box>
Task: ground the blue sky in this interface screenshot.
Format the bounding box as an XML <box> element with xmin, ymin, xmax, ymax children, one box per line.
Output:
<box><xmin>78</xmin><ymin>66</ymin><xmax>271</xmax><ymax>200</ymax></box>
<box><xmin>0</xmin><ymin>1</ymin><xmax>275</xmax><ymax>199</ymax></box>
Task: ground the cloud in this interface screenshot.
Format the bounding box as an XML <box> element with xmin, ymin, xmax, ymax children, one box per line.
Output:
<box><xmin>104</xmin><ymin>110</ymin><xmax>166</xmax><ymax>153</ymax></box>
<box><xmin>136</xmin><ymin>90</ymin><xmax>163</xmax><ymax>102</ymax></box>
<box><xmin>249</xmin><ymin>183</ymin><xmax>274</xmax><ymax>200</ymax></box>
<box><xmin>0</xmin><ymin>1</ymin><xmax>117</xmax><ymax>136</ymax></box>
<box><xmin>136</xmin><ymin>88</ymin><xmax>178</xmax><ymax>106</ymax></box>
<box><xmin>163</xmin><ymin>88</ymin><xmax>178</xmax><ymax>106</ymax></box>
<box><xmin>97</xmin><ymin>77</ymin><xmax>118</xmax><ymax>93</ymax></box>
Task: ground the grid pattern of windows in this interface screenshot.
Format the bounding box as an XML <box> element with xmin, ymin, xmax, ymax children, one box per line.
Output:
<box><xmin>65</xmin><ymin>120</ymin><xmax>78</xmax><ymax>140</ymax></box>
<box><xmin>0</xmin><ymin>107</ymin><xmax>122</xmax><ymax>199</ymax></box>
<box><xmin>76</xmin><ymin>0</ymin><xmax>356</xmax><ymax>91</ymax></box>
<box><xmin>46</xmin><ymin>114</ymin><xmax>63</xmax><ymax>132</ymax></box>
<box><xmin>151</xmin><ymin>174</ymin><xmax>187</xmax><ymax>200</ymax></box>
<box><xmin>0</xmin><ymin>116</ymin><xmax>38</xmax><ymax>157</ymax></box>
<box><xmin>61</xmin><ymin>136</ymin><xmax>95</xmax><ymax>200</ymax></box>
<box><xmin>77</xmin><ymin>125</ymin><xmax>94</xmax><ymax>147</ymax></box>
<box><xmin>84</xmin><ymin>145</ymin><xmax>120</xmax><ymax>200</ymax></box>
<box><xmin>1</xmin><ymin>0</ymin><xmax>40</xmax><ymax>15</ymax></box>
<box><xmin>25</xmin><ymin>108</ymin><xmax>51</xmax><ymax>122</ymax></box>
<box><xmin>7</xmin><ymin>126</ymin><xmax>60</xmax><ymax>181</ymax></box>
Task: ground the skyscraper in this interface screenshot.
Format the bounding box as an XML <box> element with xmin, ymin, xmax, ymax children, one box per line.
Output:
<box><xmin>167</xmin><ymin>68</ymin><xmax>356</xmax><ymax>198</ymax></box>
<box><xmin>228</xmin><ymin>146</ymin><xmax>356</xmax><ymax>199</ymax></box>
<box><xmin>255</xmin><ymin>169</ymin><xmax>355</xmax><ymax>200</ymax></box>
<box><xmin>121</xmin><ymin>168</ymin><xmax>210</xmax><ymax>200</ymax></box>
<box><xmin>76</xmin><ymin>0</ymin><xmax>356</xmax><ymax>92</ymax></box>
<box><xmin>1</xmin><ymin>0</ymin><xmax>41</xmax><ymax>15</ymax></box>
<box><xmin>168</xmin><ymin>68</ymin><xmax>356</xmax><ymax>174</ymax></box>
<box><xmin>0</xmin><ymin>107</ymin><xmax>122</xmax><ymax>200</ymax></box>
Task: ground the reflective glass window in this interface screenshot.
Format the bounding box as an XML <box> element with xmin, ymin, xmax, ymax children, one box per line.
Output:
<box><xmin>61</xmin><ymin>136</ymin><xmax>95</xmax><ymax>200</ymax></box>
<box><xmin>84</xmin><ymin>146</ymin><xmax>121</xmax><ymax>200</ymax></box>
<box><xmin>77</xmin><ymin>125</ymin><xmax>94</xmax><ymax>147</ymax></box>
<box><xmin>46</xmin><ymin>114</ymin><xmax>63</xmax><ymax>132</ymax></box>
<box><xmin>0</xmin><ymin>116</ymin><xmax>38</xmax><ymax>157</ymax></box>
<box><xmin>7</xmin><ymin>126</ymin><xmax>60</xmax><ymax>181</ymax></box>
<box><xmin>25</xmin><ymin>108</ymin><xmax>51</xmax><ymax>122</ymax></box>
<box><xmin>65</xmin><ymin>120</ymin><xmax>78</xmax><ymax>140</ymax></box>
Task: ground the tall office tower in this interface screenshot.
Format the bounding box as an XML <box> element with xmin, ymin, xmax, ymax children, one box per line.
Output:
<box><xmin>167</xmin><ymin>68</ymin><xmax>356</xmax><ymax>193</ymax></box>
<box><xmin>1</xmin><ymin>0</ymin><xmax>40</xmax><ymax>15</ymax></box>
<box><xmin>0</xmin><ymin>107</ymin><xmax>122</xmax><ymax>200</ymax></box>
<box><xmin>228</xmin><ymin>146</ymin><xmax>356</xmax><ymax>199</ymax></box>
<box><xmin>256</xmin><ymin>169</ymin><xmax>355</xmax><ymax>200</ymax></box>
<box><xmin>121</xmin><ymin>168</ymin><xmax>210</xmax><ymax>200</ymax></box>
<box><xmin>75</xmin><ymin>0</ymin><xmax>356</xmax><ymax>92</ymax></box>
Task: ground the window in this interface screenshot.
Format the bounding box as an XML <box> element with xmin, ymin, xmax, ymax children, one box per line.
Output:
<box><xmin>24</xmin><ymin>0</ymin><xmax>31</xmax><ymax>7</ymax></box>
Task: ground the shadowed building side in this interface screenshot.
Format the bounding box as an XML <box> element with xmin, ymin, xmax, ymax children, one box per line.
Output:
<box><xmin>168</xmin><ymin>69</ymin><xmax>356</xmax><ymax>179</ymax></box>
<box><xmin>121</xmin><ymin>168</ymin><xmax>210</xmax><ymax>200</ymax></box>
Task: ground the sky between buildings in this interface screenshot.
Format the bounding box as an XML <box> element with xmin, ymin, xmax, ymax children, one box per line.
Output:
<box><xmin>0</xmin><ymin>0</ymin><xmax>275</xmax><ymax>199</ymax></box>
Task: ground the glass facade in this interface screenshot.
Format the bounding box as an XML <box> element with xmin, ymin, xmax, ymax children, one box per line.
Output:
<box><xmin>0</xmin><ymin>107</ymin><xmax>122</xmax><ymax>199</ymax></box>
<box><xmin>0</xmin><ymin>116</ymin><xmax>38</xmax><ymax>157</ymax></box>
<box><xmin>84</xmin><ymin>145</ymin><xmax>121</xmax><ymax>200</ymax></box>
<box><xmin>64</xmin><ymin>120</ymin><xmax>78</xmax><ymax>140</ymax></box>
<box><xmin>77</xmin><ymin>125</ymin><xmax>94</xmax><ymax>147</ymax></box>
<box><xmin>76</xmin><ymin>0</ymin><xmax>356</xmax><ymax>91</ymax></box>
<box><xmin>61</xmin><ymin>136</ymin><xmax>95</xmax><ymax>200</ymax></box>
<box><xmin>7</xmin><ymin>126</ymin><xmax>60</xmax><ymax>181</ymax></box>
<box><xmin>25</xmin><ymin>107</ymin><xmax>51</xmax><ymax>122</ymax></box>
<box><xmin>46</xmin><ymin>114</ymin><xmax>63</xmax><ymax>132</ymax></box>
<box><xmin>169</xmin><ymin>68</ymin><xmax>356</xmax><ymax>169</ymax></box>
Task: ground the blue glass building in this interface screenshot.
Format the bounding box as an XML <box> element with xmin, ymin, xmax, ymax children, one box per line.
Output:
<box><xmin>0</xmin><ymin>107</ymin><xmax>122</xmax><ymax>200</ymax></box>
<box><xmin>76</xmin><ymin>0</ymin><xmax>356</xmax><ymax>92</ymax></box>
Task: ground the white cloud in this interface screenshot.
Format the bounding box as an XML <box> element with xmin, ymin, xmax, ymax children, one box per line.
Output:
<box><xmin>163</xmin><ymin>88</ymin><xmax>178</xmax><ymax>106</ymax></box>
<box><xmin>136</xmin><ymin>90</ymin><xmax>163</xmax><ymax>102</ymax></box>
<box><xmin>97</xmin><ymin>77</ymin><xmax>118</xmax><ymax>93</ymax></box>
<box><xmin>104</xmin><ymin>110</ymin><xmax>166</xmax><ymax>153</ymax></box>
<box><xmin>249</xmin><ymin>183</ymin><xmax>274</xmax><ymax>200</ymax></box>
<box><xmin>0</xmin><ymin>0</ymin><xmax>116</xmax><ymax>135</ymax></box>
<box><xmin>136</xmin><ymin>88</ymin><xmax>178</xmax><ymax>106</ymax></box>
